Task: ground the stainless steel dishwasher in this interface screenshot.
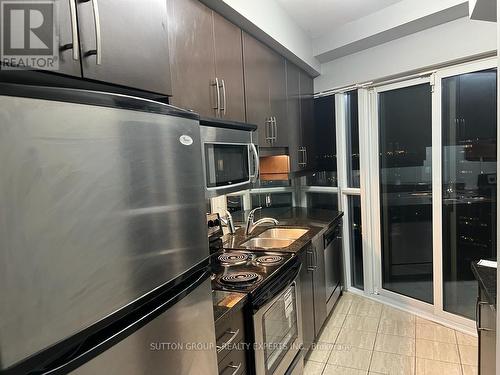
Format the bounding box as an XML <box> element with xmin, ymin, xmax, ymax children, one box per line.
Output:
<box><xmin>324</xmin><ymin>221</ymin><xmax>343</xmax><ymax>315</ymax></box>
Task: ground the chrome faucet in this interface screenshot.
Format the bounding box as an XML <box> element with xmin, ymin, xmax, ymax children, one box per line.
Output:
<box><xmin>245</xmin><ymin>207</ymin><xmax>279</xmax><ymax>235</ymax></box>
<box><xmin>220</xmin><ymin>210</ymin><xmax>236</xmax><ymax>235</ymax></box>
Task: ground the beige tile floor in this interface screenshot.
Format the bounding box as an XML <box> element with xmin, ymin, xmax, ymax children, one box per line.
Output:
<box><xmin>304</xmin><ymin>292</ymin><xmax>478</xmax><ymax>375</ymax></box>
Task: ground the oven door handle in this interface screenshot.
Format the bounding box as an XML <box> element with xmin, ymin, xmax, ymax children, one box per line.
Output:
<box><xmin>252</xmin><ymin>261</ymin><xmax>301</xmax><ymax>310</ymax></box>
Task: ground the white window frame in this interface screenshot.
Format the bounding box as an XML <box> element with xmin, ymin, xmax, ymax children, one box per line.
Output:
<box><xmin>363</xmin><ymin>57</ymin><xmax>496</xmax><ymax>333</ymax></box>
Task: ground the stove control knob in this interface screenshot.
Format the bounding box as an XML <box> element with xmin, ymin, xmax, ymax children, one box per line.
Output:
<box><xmin>213</xmin><ymin>219</ymin><xmax>220</xmax><ymax>227</ymax></box>
<box><xmin>208</xmin><ymin>220</ymin><xmax>214</xmax><ymax>228</ymax></box>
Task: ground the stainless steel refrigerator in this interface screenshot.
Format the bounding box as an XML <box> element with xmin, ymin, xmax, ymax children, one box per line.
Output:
<box><xmin>0</xmin><ymin>83</ymin><xmax>218</xmax><ymax>374</ymax></box>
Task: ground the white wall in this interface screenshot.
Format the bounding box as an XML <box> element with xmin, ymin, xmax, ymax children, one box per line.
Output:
<box><xmin>315</xmin><ymin>16</ymin><xmax>497</xmax><ymax>93</ymax></box>
<box><xmin>202</xmin><ymin>0</ymin><xmax>320</xmax><ymax>75</ymax></box>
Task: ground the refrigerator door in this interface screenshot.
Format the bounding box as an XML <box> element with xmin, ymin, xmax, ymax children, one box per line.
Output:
<box><xmin>71</xmin><ymin>277</ymin><xmax>217</xmax><ymax>375</ymax></box>
<box><xmin>0</xmin><ymin>86</ymin><xmax>209</xmax><ymax>369</ymax></box>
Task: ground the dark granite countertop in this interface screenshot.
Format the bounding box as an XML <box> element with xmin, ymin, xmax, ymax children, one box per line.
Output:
<box><xmin>222</xmin><ymin>208</ymin><xmax>343</xmax><ymax>254</ymax></box>
<box><xmin>212</xmin><ymin>290</ymin><xmax>247</xmax><ymax>325</ymax></box>
<box><xmin>471</xmin><ymin>261</ymin><xmax>497</xmax><ymax>308</ymax></box>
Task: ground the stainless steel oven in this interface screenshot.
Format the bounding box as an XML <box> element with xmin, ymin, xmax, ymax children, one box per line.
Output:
<box><xmin>200</xmin><ymin>118</ymin><xmax>259</xmax><ymax>197</ymax></box>
<box><xmin>252</xmin><ymin>261</ymin><xmax>303</xmax><ymax>375</ymax></box>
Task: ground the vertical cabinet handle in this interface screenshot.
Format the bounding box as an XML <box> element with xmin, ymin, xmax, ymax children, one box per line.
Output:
<box><xmin>219</xmin><ymin>79</ymin><xmax>226</xmax><ymax>115</ymax></box>
<box><xmin>68</xmin><ymin>0</ymin><xmax>79</xmax><ymax>60</ymax></box>
<box><xmin>303</xmin><ymin>146</ymin><xmax>307</xmax><ymax>166</ymax></box>
<box><xmin>298</xmin><ymin>147</ymin><xmax>306</xmax><ymax>167</ymax></box>
<box><xmin>272</xmin><ymin>116</ymin><xmax>277</xmax><ymax>143</ymax></box>
<box><xmin>306</xmin><ymin>250</ymin><xmax>315</xmax><ymax>271</ymax></box>
<box><xmin>212</xmin><ymin>78</ymin><xmax>220</xmax><ymax>117</ymax></box>
<box><xmin>265</xmin><ymin>118</ymin><xmax>272</xmax><ymax>144</ymax></box>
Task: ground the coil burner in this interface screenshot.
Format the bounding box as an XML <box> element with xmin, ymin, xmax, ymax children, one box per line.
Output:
<box><xmin>218</xmin><ymin>253</ymin><xmax>250</xmax><ymax>266</ymax></box>
<box><xmin>255</xmin><ymin>255</ymin><xmax>284</xmax><ymax>266</ymax></box>
<box><xmin>219</xmin><ymin>272</ymin><xmax>262</xmax><ymax>285</ymax></box>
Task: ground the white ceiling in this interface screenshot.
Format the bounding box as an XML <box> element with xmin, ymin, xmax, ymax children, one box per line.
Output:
<box><xmin>275</xmin><ymin>0</ymin><xmax>405</xmax><ymax>38</ymax></box>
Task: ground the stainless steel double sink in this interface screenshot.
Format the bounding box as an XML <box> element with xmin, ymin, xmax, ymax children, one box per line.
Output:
<box><xmin>240</xmin><ymin>228</ymin><xmax>309</xmax><ymax>249</ymax></box>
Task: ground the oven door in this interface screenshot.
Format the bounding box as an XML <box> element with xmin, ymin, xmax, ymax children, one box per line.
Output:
<box><xmin>253</xmin><ymin>262</ymin><xmax>303</xmax><ymax>375</ymax></box>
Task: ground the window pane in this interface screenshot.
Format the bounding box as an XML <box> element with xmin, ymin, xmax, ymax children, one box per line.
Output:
<box><xmin>251</xmin><ymin>192</ymin><xmax>293</xmax><ymax>208</ymax></box>
<box><xmin>348</xmin><ymin>195</ymin><xmax>363</xmax><ymax>289</ymax></box>
<box><xmin>313</xmin><ymin>95</ymin><xmax>337</xmax><ymax>186</ymax></box>
<box><xmin>379</xmin><ymin>84</ymin><xmax>433</xmax><ymax>304</ymax></box>
<box><xmin>346</xmin><ymin>90</ymin><xmax>360</xmax><ymax>188</ymax></box>
<box><xmin>306</xmin><ymin>192</ymin><xmax>338</xmax><ymax>211</ymax></box>
<box><xmin>442</xmin><ymin>69</ymin><xmax>497</xmax><ymax>319</ymax></box>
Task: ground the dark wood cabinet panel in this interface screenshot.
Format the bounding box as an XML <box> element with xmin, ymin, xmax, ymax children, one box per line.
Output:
<box><xmin>299</xmin><ymin>249</ymin><xmax>315</xmax><ymax>354</ymax></box>
<box><xmin>300</xmin><ymin>71</ymin><xmax>315</xmax><ymax>170</ymax></box>
<box><xmin>78</xmin><ymin>0</ymin><xmax>172</xmax><ymax>95</ymax></box>
<box><xmin>242</xmin><ymin>32</ymin><xmax>272</xmax><ymax>146</ymax></box>
<box><xmin>213</xmin><ymin>12</ymin><xmax>246</xmax><ymax>122</ymax></box>
<box><xmin>286</xmin><ymin>63</ymin><xmax>302</xmax><ymax>172</ymax></box>
<box><xmin>167</xmin><ymin>0</ymin><xmax>216</xmax><ymax>115</ymax></box>
<box><xmin>269</xmin><ymin>52</ymin><xmax>288</xmax><ymax>148</ymax></box>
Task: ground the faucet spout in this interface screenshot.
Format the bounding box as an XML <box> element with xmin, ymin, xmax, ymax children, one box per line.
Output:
<box><xmin>245</xmin><ymin>207</ymin><xmax>279</xmax><ymax>235</ymax></box>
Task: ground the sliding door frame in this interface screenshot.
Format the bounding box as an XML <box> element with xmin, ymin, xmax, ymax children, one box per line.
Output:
<box><xmin>369</xmin><ymin>76</ymin><xmax>436</xmax><ymax>316</ymax></box>
<box><xmin>432</xmin><ymin>57</ymin><xmax>497</xmax><ymax>330</ymax></box>
<box><xmin>363</xmin><ymin>57</ymin><xmax>496</xmax><ymax>333</ymax></box>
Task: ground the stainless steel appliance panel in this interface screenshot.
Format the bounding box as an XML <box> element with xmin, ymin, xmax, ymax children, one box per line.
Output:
<box><xmin>0</xmin><ymin>95</ymin><xmax>208</xmax><ymax>368</ymax></box>
<box><xmin>201</xmin><ymin>125</ymin><xmax>258</xmax><ymax>197</ymax></box>
<box><xmin>253</xmin><ymin>277</ymin><xmax>303</xmax><ymax>375</ymax></box>
<box><xmin>71</xmin><ymin>278</ymin><xmax>218</xmax><ymax>375</ymax></box>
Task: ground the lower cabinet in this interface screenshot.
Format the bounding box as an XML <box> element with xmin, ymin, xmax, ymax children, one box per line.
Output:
<box><xmin>300</xmin><ymin>221</ymin><xmax>343</xmax><ymax>356</ymax></box>
<box><xmin>299</xmin><ymin>238</ymin><xmax>327</xmax><ymax>354</ymax></box>
<box><xmin>216</xmin><ymin>310</ymin><xmax>247</xmax><ymax>375</ymax></box>
<box><xmin>477</xmin><ymin>287</ymin><xmax>496</xmax><ymax>375</ymax></box>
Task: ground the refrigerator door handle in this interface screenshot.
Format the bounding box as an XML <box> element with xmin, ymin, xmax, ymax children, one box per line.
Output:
<box><xmin>38</xmin><ymin>268</ymin><xmax>212</xmax><ymax>375</ymax></box>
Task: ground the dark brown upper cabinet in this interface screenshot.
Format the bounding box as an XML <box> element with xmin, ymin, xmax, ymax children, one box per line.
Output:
<box><xmin>77</xmin><ymin>0</ymin><xmax>172</xmax><ymax>95</ymax></box>
<box><xmin>167</xmin><ymin>0</ymin><xmax>245</xmax><ymax>121</ymax></box>
<box><xmin>243</xmin><ymin>32</ymin><xmax>288</xmax><ymax>148</ymax></box>
<box><xmin>287</xmin><ymin>62</ymin><xmax>315</xmax><ymax>172</ymax></box>
<box><xmin>300</xmin><ymin>70</ymin><xmax>315</xmax><ymax>170</ymax></box>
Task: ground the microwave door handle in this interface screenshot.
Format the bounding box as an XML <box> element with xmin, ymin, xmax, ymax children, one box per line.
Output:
<box><xmin>249</xmin><ymin>143</ymin><xmax>260</xmax><ymax>183</ymax></box>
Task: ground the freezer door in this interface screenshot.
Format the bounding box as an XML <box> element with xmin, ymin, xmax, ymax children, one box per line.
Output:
<box><xmin>0</xmin><ymin>91</ymin><xmax>209</xmax><ymax>369</ymax></box>
<box><xmin>71</xmin><ymin>278</ymin><xmax>218</xmax><ymax>375</ymax></box>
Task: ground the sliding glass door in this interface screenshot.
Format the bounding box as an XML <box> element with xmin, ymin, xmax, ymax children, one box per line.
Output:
<box><xmin>367</xmin><ymin>58</ymin><xmax>497</xmax><ymax>326</ymax></box>
<box><xmin>377</xmin><ymin>82</ymin><xmax>434</xmax><ymax>304</ymax></box>
<box><xmin>441</xmin><ymin>68</ymin><xmax>497</xmax><ymax>319</ymax></box>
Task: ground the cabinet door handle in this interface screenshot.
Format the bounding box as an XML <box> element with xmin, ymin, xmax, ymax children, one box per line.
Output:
<box><xmin>68</xmin><ymin>0</ymin><xmax>79</xmax><ymax>60</ymax></box>
<box><xmin>298</xmin><ymin>147</ymin><xmax>306</xmax><ymax>167</ymax></box>
<box><xmin>216</xmin><ymin>328</ymin><xmax>240</xmax><ymax>353</ymax></box>
<box><xmin>273</xmin><ymin>116</ymin><xmax>278</xmax><ymax>142</ymax></box>
<box><xmin>303</xmin><ymin>146</ymin><xmax>307</xmax><ymax>166</ymax></box>
<box><xmin>226</xmin><ymin>362</ymin><xmax>242</xmax><ymax>375</ymax></box>
<box><xmin>219</xmin><ymin>79</ymin><xmax>226</xmax><ymax>115</ymax></box>
<box><xmin>306</xmin><ymin>250</ymin><xmax>315</xmax><ymax>271</ymax></box>
<box><xmin>265</xmin><ymin>118</ymin><xmax>272</xmax><ymax>143</ymax></box>
<box><xmin>212</xmin><ymin>78</ymin><xmax>220</xmax><ymax>117</ymax></box>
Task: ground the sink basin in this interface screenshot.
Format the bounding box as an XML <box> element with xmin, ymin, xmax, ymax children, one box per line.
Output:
<box><xmin>256</xmin><ymin>228</ymin><xmax>309</xmax><ymax>240</ymax></box>
<box><xmin>240</xmin><ymin>238</ymin><xmax>296</xmax><ymax>249</ymax></box>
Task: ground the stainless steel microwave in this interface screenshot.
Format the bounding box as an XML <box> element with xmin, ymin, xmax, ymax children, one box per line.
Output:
<box><xmin>200</xmin><ymin>118</ymin><xmax>259</xmax><ymax>198</ymax></box>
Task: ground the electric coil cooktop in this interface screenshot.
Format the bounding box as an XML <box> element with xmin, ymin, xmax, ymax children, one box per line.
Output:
<box><xmin>210</xmin><ymin>249</ymin><xmax>296</xmax><ymax>295</ymax></box>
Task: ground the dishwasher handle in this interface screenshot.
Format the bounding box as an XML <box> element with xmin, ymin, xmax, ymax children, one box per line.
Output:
<box><xmin>324</xmin><ymin>223</ymin><xmax>341</xmax><ymax>249</ymax></box>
